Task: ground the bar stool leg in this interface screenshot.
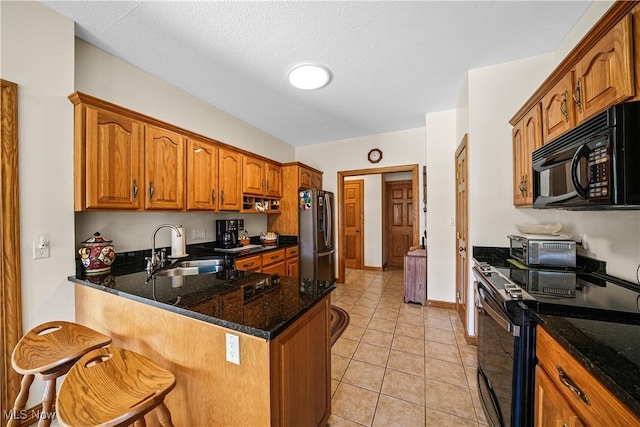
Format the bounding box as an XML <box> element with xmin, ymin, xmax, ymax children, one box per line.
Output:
<box><xmin>133</xmin><ymin>418</ymin><xmax>147</xmax><ymax>427</ymax></box>
<box><xmin>37</xmin><ymin>378</ymin><xmax>56</xmax><ymax>427</ymax></box>
<box><xmin>156</xmin><ymin>402</ymin><xmax>175</xmax><ymax>427</ymax></box>
<box><xmin>7</xmin><ymin>374</ymin><xmax>35</xmax><ymax>427</ymax></box>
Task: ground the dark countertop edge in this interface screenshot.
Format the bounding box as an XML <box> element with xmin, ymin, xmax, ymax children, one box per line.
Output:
<box><xmin>68</xmin><ymin>275</ymin><xmax>335</xmax><ymax>340</ymax></box>
<box><xmin>532</xmin><ymin>312</ymin><xmax>640</xmax><ymax>418</ymax></box>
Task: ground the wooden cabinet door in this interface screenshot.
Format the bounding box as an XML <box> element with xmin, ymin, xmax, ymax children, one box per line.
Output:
<box><xmin>286</xmin><ymin>258</ymin><xmax>299</xmax><ymax>277</ymax></box>
<box><xmin>512</xmin><ymin>120</ymin><xmax>526</xmax><ymax>206</ymax></box>
<box><xmin>574</xmin><ymin>15</ymin><xmax>634</xmax><ymax>124</ymax></box>
<box><xmin>144</xmin><ymin>124</ymin><xmax>185</xmax><ymax>210</ymax></box>
<box><xmin>218</xmin><ymin>147</ymin><xmax>242</xmax><ymax>211</ymax></box>
<box><xmin>262</xmin><ymin>261</ymin><xmax>286</xmax><ymax>276</ymax></box>
<box><xmin>265</xmin><ymin>162</ymin><xmax>282</xmax><ymax>197</ymax></box>
<box><xmin>521</xmin><ymin>104</ymin><xmax>543</xmax><ymax>205</ymax></box>
<box><xmin>542</xmin><ymin>73</ymin><xmax>575</xmax><ymax>144</ymax></box>
<box><xmin>535</xmin><ymin>366</ymin><xmax>585</xmax><ymax>427</ymax></box>
<box><xmin>299</xmin><ymin>168</ymin><xmax>313</xmax><ymax>189</ymax></box>
<box><xmin>186</xmin><ymin>138</ymin><xmax>218</xmax><ymax>211</ymax></box>
<box><xmin>311</xmin><ymin>172</ymin><xmax>323</xmax><ymax>189</ymax></box>
<box><xmin>242</xmin><ymin>155</ymin><xmax>265</xmax><ymax>195</ymax></box>
<box><xmin>85</xmin><ymin>107</ymin><xmax>143</xmax><ymax>209</ymax></box>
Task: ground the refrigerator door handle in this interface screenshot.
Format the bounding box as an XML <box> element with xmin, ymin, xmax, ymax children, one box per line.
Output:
<box><xmin>318</xmin><ymin>249</ymin><xmax>335</xmax><ymax>257</ymax></box>
<box><xmin>324</xmin><ymin>193</ymin><xmax>332</xmax><ymax>248</ymax></box>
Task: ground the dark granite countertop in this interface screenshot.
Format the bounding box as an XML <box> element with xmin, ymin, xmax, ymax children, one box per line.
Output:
<box><xmin>533</xmin><ymin>313</ymin><xmax>640</xmax><ymax>417</ymax></box>
<box><xmin>68</xmin><ymin>268</ymin><xmax>334</xmax><ymax>340</ymax></box>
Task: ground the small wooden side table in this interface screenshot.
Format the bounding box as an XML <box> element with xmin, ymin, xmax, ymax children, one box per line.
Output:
<box><xmin>404</xmin><ymin>247</ymin><xmax>427</xmax><ymax>305</ymax></box>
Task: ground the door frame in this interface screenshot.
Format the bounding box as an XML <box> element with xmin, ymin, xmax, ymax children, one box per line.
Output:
<box><xmin>1</xmin><ymin>79</ymin><xmax>23</xmax><ymax>421</ymax></box>
<box><xmin>455</xmin><ymin>135</ymin><xmax>469</xmax><ymax>338</ymax></box>
<box><xmin>342</xmin><ymin>179</ymin><xmax>364</xmax><ymax>269</ymax></box>
<box><xmin>337</xmin><ymin>164</ymin><xmax>419</xmax><ymax>283</ymax></box>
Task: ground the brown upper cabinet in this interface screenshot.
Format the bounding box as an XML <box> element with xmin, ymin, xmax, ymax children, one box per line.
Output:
<box><xmin>218</xmin><ymin>147</ymin><xmax>243</xmax><ymax>211</ymax></box>
<box><xmin>512</xmin><ymin>104</ymin><xmax>543</xmax><ymax>207</ymax></box>
<box><xmin>542</xmin><ymin>15</ymin><xmax>635</xmax><ymax>144</ymax></box>
<box><xmin>267</xmin><ymin>162</ymin><xmax>324</xmax><ymax>236</ymax></box>
<box><xmin>70</xmin><ymin>92</ymin><xmax>281</xmax><ymax>213</ymax></box>
<box><xmin>187</xmin><ymin>140</ymin><xmax>242</xmax><ymax>211</ymax></box>
<box><xmin>242</xmin><ymin>154</ymin><xmax>282</xmax><ymax>198</ymax></box>
<box><xmin>300</xmin><ymin>167</ymin><xmax>322</xmax><ymax>190</ymax></box>
<box><xmin>144</xmin><ymin>124</ymin><xmax>185</xmax><ymax>210</ymax></box>
<box><xmin>78</xmin><ymin>105</ymin><xmax>144</xmax><ymax>210</ymax></box>
<box><xmin>511</xmin><ymin>2</ymin><xmax>640</xmax><ymax>207</ymax></box>
<box><xmin>187</xmin><ymin>138</ymin><xmax>218</xmax><ymax>211</ymax></box>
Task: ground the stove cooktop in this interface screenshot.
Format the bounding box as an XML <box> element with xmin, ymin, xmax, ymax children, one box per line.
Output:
<box><xmin>480</xmin><ymin>263</ymin><xmax>640</xmax><ymax>322</ymax></box>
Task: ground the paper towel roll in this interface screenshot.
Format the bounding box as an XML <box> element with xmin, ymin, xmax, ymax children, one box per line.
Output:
<box><xmin>170</xmin><ymin>225</ymin><xmax>187</xmax><ymax>258</ymax></box>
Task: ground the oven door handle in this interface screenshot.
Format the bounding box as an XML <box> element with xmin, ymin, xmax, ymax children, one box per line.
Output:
<box><xmin>570</xmin><ymin>143</ymin><xmax>589</xmax><ymax>199</ymax></box>
<box><xmin>478</xmin><ymin>287</ymin><xmax>521</xmax><ymax>337</ymax></box>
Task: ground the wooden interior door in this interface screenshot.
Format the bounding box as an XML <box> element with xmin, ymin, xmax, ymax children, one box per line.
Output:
<box><xmin>343</xmin><ymin>180</ymin><xmax>364</xmax><ymax>269</ymax></box>
<box><xmin>1</xmin><ymin>79</ymin><xmax>22</xmax><ymax>425</ymax></box>
<box><xmin>455</xmin><ymin>136</ymin><xmax>469</xmax><ymax>331</ymax></box>
<box><xmin>387</xmin><ymin>180</ymin><xmax>413</xmax><ymax>267</ymax></box>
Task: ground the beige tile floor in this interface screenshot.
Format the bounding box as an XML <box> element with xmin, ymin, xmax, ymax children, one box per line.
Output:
<box><xmin>328</xmin><ymin>268</ymin><xmax>488</xmax><ymax>427</ymax></box>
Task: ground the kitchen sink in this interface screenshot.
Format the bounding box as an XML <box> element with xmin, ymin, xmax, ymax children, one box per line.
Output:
<box><xmin>154</xmin><ymin>258</ymin><xmax>225</xmax><ymax>276</ymax></box>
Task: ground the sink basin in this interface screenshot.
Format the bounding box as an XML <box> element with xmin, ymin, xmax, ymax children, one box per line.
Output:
<box><xmin>154</xmin><ymin>258</ymin><xmax>225</xmax><ymax>276</ymax></box>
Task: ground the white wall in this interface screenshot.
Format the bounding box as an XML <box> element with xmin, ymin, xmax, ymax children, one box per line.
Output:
<box><xmin>1</xmin><ymin>0</ymin><xmax>76</xmax><ymax>406</ymax></box>
<box><xmin>73</xmin><ymin>39</ymin><xmax>298</xmax><ymax>250</ymax></box>
<box><xmin>296</xmin><ymin>127</ymin><xmax>426</xmax><ymax>275</ymax></box>
<box><xmin>345</xmin><ymin>175</ymin><xmax>383</xmax><ymax>268</ymax></box>
<box><xmin>425</xmin><ymin>110</ymin><xmax>457</xmax><ymax>302</ymax></box>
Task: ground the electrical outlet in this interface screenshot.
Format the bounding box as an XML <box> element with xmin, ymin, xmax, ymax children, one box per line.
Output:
<box><xmin>226</xmin><ymin>333</ymin><xmax>240</xmax><ymax>365</ymax></box>
<box><xmin>33</xmin><ymin>240</ymin><xmax>50</xmax><ymax>259</ymax></box>
<box><xmin>192</xmin><ymin>228</ymin><xmax>206</xmax><ymax>240</ymax></box>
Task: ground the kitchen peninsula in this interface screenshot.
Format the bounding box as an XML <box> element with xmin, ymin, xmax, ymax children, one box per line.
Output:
<box><xmin>68</xmin><ymin>267</ymin><xmax>335</xmax><ymax>427</ymax></box>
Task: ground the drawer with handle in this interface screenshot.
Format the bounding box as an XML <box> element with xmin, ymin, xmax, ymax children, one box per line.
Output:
<box><xmin>262</xmin><ymin>249</ymin><xmax>285</xmax><ymax>267</ymax></box>
<box><xmin>536</xmin><ymin>327</ymin><xmax>640</xmax><ymax>426</ymax></box>
<box><xmin>235</xmin><ymin>254</ymin><xmax>261</xmax><ymax>272</ymax></box>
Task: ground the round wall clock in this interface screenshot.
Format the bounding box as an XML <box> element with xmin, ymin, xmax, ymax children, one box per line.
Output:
<box><xmin>368</xmin><ymin>148</ymin><xmax>383</xmax><ymax>163</ymax></box>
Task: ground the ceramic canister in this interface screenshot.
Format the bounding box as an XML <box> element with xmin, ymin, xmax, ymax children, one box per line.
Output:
<box><xmin>78</xmin><ymin>232</ymin><xmax>116</xmax><ymax>275</ymax></box>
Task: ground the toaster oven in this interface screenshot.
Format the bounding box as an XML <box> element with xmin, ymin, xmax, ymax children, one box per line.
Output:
<box><xmin>508</xmin><ymin>235</ymin><xmax>576</xmax><ymax>268</ymax></box>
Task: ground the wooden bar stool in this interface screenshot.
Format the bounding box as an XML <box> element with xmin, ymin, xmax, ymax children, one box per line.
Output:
<box><xmin>56</xmin><ymin>346</ymin><xmax>176</xmax><ymax>427</ymax></box>
<box><xmin>9</xmin><ymin>321</ymin><xmax>112</xmax><ymax>427</ymax></box>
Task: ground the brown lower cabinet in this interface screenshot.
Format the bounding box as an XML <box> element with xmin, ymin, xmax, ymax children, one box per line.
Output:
<box><xmin>236</xmin><ymin>247</ymin><xmax>298</xmax><ymax>278</ymax></box>
<box><xmin>75</xmin><ymin>284</ymin><xmax>331</xmax><ymax>427</ymax></box>
<box><xmin>535</xmin><ymin>327</ymin><xmax>640</xmax><ymax>427</ymax></box>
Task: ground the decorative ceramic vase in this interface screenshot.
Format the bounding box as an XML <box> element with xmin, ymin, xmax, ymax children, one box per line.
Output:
<box><xmin>79</xmin><ymin>232</ymin><xmax>116</xmax><ymax>275</ymax></box>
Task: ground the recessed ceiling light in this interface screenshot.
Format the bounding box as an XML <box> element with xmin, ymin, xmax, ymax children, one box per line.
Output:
<box><xmin>287</xmin><ymin>63</ymin><xmax>332</xmax><ymax>90</ymax></box>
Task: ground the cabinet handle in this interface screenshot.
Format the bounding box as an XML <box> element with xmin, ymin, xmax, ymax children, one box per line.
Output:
<box><xmin>560</xmin><ymin>91</ymin><xmax>569</xmax><ymax>122</ymax></box>
<box><xmin>271</xmin><ymin>255</ymin><xmax>279</xmax><ymax>260</ymax></box>
<box><xmin>221</xmin><ymin>191</ymin><xmax>225</xmax><ymax>204</ymax></box>
<box><xmin>523</xmin><ymin>174</ymin><xmax>528</xmax><ymax>196</ymax></box>
<box><xmin>149</xmin><ymin>182</ymin><xmax>154</xmax><ymax>201</ymax></box>
<box><xmin>242</xmin><ymin>262</ymin><xmax>255</xmax><ymax>268</ymax></box>
<box><xmin>211</xmin><ymin>189</ymin><xmax>216</xmax><ymax>204</ymax></box>
<box><xmin>132</xmin><ymin>180</ymin><xmax>138</xmax><ymax>201</ymax></box>
<box><xmin>573</xmin><ymin>78</ymin><xmax>583</xmax><ymax>113</ymax></box>
<box><xmin>557</xmin><ymin>366</ymin><xmax>591</xmax><ymax>406</ymax></box>
<box><xmin>266</xmin><ymin>180</ymin><xmax>270</xmax><ymax>191</ymax></box>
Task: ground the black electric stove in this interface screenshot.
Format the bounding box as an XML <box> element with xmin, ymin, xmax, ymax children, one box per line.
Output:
<box><xmin>474</xmin><ymin>256</ymin><xmax>640</xmax><ymax>427</ymax></box>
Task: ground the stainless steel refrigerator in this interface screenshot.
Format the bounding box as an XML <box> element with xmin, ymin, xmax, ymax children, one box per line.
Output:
<box><xmin>299</xmin><ymin>189</ymin><xmax>335</xmax><ymax>282</ymax></box>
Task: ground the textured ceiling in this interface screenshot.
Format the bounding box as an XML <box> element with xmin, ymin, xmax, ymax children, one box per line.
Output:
<box><xmin>43</xmin><ymin>1</ymin><xmax>593</xmax><ymax>147</ymax></box>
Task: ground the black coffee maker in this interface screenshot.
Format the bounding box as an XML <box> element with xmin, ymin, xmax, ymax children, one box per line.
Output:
<box><xmin>216</xmin><ymin>219</ymin><xmax>241</xmax><ymax>248</ymax></box>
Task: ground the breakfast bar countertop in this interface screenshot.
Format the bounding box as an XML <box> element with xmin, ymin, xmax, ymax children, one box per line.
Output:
<box><xmin>68</xmin><ymin>269</ymin><xmax>335</xmax><ymax>340</ymax></box>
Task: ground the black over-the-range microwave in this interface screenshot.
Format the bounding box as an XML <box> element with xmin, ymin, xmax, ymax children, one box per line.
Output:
<box><xmin>532</xmin><ymin>101</ymin><xmax>640</xmax><ymax>210</ymax></box>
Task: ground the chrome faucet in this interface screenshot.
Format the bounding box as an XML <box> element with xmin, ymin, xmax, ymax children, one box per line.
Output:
<box><xmin>146</xmin><ymin>224</ymin><xmax>182</xmax><ymax>274</ymax></box>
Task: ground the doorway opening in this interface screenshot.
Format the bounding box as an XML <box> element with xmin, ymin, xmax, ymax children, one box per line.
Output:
<box><xmin>337</xmin><ymin>164</ymin><xmax>420</xmax><ymax>284</ymax></box>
